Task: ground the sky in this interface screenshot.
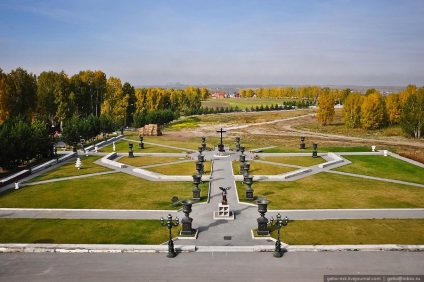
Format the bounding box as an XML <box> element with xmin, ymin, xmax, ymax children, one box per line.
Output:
<box><xmin>1</xmin><ymin>0</ymin><xmax>423</xmax><ymax>87</ymax></box>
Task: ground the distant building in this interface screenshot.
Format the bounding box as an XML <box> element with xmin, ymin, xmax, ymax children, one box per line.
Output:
<box><xmin>211</xmin><ymin>91</ymin><xmax>227</xmax><ymax>99</ymax></box>
<box><xmin>233</xmin><ymin>92</ymin><xmax>240</xmax><ymax>98</ymax></box>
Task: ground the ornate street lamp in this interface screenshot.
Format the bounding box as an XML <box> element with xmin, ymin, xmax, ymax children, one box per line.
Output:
<box><xmin>269</xmin><ymin>213</ymin><xmax>289</xmax><ymax>258</ymax></box>
<box><xmin>239</xmin><ymin>146</ymin><xmax>245</xmax><ymax>155</ymax></box>
<box><xmin>160</xmin><ymin>214</ymin><xmax>179</xmax><ymax>258</ymax></box>
<box><xmin>180</xmin><ymin>200</ymin><xmax>194</xmax><ymax>236</ymax></box>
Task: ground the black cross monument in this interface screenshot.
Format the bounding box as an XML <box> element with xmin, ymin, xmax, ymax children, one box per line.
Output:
<box><xmin>216</xmin><ymin>128</ymin><xmax>227</xmax><ymax>152</ymax></box>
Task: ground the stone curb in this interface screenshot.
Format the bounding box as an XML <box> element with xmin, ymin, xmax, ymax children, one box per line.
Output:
<box><xmin>1</xmin><ymin>244</ymin><xmax>423</xmax><ymax>254</ymax></box>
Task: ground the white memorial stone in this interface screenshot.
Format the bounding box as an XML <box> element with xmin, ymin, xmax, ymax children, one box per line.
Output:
<box><xmin>371</xmin><ymin>145</ymin><xmax>376</xmax><ymax>152</ymax></box>
<box><xmin>383</xmin><ymin>150</ymin><xmax>388</xmax><ymax>156</ymax></box>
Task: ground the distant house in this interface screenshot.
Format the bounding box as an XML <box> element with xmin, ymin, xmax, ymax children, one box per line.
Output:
<box><xmin>211</xmin><ymin>91</ymin><xmax>227</xmax><ymax>99</ymax></box>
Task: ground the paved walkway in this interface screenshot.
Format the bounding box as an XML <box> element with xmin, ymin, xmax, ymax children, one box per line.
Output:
<box><xmin>1</xmin><ymin>139</ymin><xmax>424</xmax><ymax>250</ymax></box>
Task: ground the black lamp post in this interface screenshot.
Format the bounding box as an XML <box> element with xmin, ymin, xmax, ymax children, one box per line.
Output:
<box><xmin>256</xmin><ymin>199</ymin><xmax>269</xmax><ymax>235</ymax></box>
<box><xmin>192</xmin><ymin>174</ymin><xmax>202</xmax><ymax>200</ymax></box>
<box><xmin>235</xmin><ymin>137</ymin><xmax>241</xmax><ymax>152</ymax></box>
<box><xmin>128</xmin><ymin>142</ymin><xmax>134</xmax><ymax>158</ymax></box>
<box><xmin>240</xmin><ymin>146</ymin><xmax>245</xmax><ymax>155</ymax></box>
<box><xmin>243</xmin><ymin>175</ymin><xmax>254</xmax><ymax>200</ymax></box>
<box><xmin>180</xmin><ymin>200</ymin><xmax>194</xmax><ymax>236</ymax></box>
<box><xmin>160</xmin><ymin>214</ymin><xmax>179</xmax><ymax>258</ymax></box>
<box><xmin>72</xmin><ymin>141</ymin><xmax>77</xmax><ymax>153</ymax></box>
<box><xmin>269</xmin><ymin>213</ymin><xmax>289</xmax><ymax>258</ymax></box>
<box><xmin>312</xmin><ymin>143</ymin><xmax>318</xmax><ymax>158</ymax></box>
<box><xmin>300</xmin><ymin>136</ymin><xmax>306</xmax><ymax>149</ymax></box>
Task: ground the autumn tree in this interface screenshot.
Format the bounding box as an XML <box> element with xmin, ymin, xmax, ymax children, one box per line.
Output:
<box><xmin>360</xmin><ymin>91</ymin><xmax>387</xmax><ymax>130</ymax></box>
<box><xmin>400</xmin><ymin>87</ymin><xmax>424</xmax><ymax>138</ymax></box>
<box><xmin>200</xmin><ymin>87</ymin><xmax>210</xmax><ymax>100</ymax></box>
<box><xmin>316</xmin><ymin>88</ymin><xmax>335</xmax><ymax>126</ymax></box>
<box><xmin>385</xmin><ymin>94</ymin><xmax>402</xmax><ymax>125</ymax></box>
<box><xmin>101</xmin><ymin>77</ymin><xmax>128</xmax><ymax>125</ymax></box>
<box><xmin>342</xmin><ymin>92</ymin><xmax>363</xmax><ymax>128</ymax></box>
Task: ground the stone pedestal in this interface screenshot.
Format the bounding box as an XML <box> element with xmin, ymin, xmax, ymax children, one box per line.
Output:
<box><xmin>213</xmin><ymin>203</ymin><xmax>235</xmax><ymax>220</ymax></box>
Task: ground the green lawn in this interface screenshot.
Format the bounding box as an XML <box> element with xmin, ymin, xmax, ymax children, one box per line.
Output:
<box><xmin>119</xmin><ymin>156</ymin><xmax>190</xmax><ymax>167</ymax></box>
<box><xmin>26</xmin><ymin>156</ymin><xmax>112</xmax><ymax>183</ymax></box>
<box><xmin>147</xmin><ymin>161</ymin><xmax>212</xmax><ymax>175</ymax></box>
<box><xmin>98</xmin><ymin>140</ymin><xmax>186</xmax><ymax>153</ymax></box>
<box><xmin>0</xmin><ymin>173</ymin><xmax>208</xmax><ymax>209</ymax></box>
<box><xmin>262</xmin><ymin>146</ymin><xmax>372</xmax><ymax>153</ymax></box>
<box><xmin>334</xmin><ymin>155</ymin><xmax>424</xmax><ymax>185</ymax></box>
<box><xmin>236</xmin><ymin>172</ymin><xmax>424</xmax><ymax>209</ymax></box>
<box><xmin>232</xmin><ymin>161</ymin><xmax>296</xmax><ymax>175</ymax></box>
<box><xmin>0</xmin><ymin>219</ymin><xmax>180</xmax><ymax>244</ymax></box>
<box><xmin>270</xmin><ymin>219</ymin><xmax>424</xmax><ymax>245</ymax></box>
<box><xmin>258</xmin><ymin>156</ymin><xmax>325</xmax><ymax>167</ymax></box>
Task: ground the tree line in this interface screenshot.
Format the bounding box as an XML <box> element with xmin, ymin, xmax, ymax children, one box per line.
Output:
<box><xmin>0</xmin><ymin>68</ymin><xmax>209</xmax><ymax>128</ymax></box>
<box><xmin>315</xmin><ymin>85</ymin><xmax>424</xmax><ymax>138</ymax></box>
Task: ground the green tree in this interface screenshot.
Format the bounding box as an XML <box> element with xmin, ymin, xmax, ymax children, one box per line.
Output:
<box><xmin>7</xmin><ymin>67</ymin><xmax>37</xmax><ymax>120</ymax></box>
<box><xmin>400</xmin><ymin>87</ymin><xmax>424</xmax><ymax>138</ymax></box>
<box><xmin>0</xmin><ymin>69</ymin><xmax>11</xmax><ymax>123</ymax></box>
<box><xmin>343</xmin><ymin>93</ymin><xmax>363</xmax><ymax>128</ymax></box>
<box><xmin>123</xmin><ymin>82</ymin><xmax>136</xmax><ymax>127</ymax></box>
<box><xmin>61</xmin><ymin>115</ymin><xmax>83</xmax><ymax>145</ymax></box>
<box><xmin>360</xmin><ymin>91</ymin><xmax>387</xmax><ymax>130</ymax></box>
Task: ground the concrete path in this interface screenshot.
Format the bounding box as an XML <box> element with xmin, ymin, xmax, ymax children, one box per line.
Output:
<box><xmin>1</xmin><ymin>139</ymin><xmax>424</xmax><ymax>252</ymax></box>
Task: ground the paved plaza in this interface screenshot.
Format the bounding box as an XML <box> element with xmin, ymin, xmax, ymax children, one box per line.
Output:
<box><xmin>1</xmin><ymin>136</ymin><xmax>423</xmax><ymax>253</ymax></box>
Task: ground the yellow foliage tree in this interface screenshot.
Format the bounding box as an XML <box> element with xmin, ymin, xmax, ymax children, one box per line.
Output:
<box><xmin>360</xmin><ymin>92</ymin><xmax>387</xmax><ymax>130</ymax></box>
<box><xmin>316</xmin><ymin>89</ymin><xmax>335</xmax><ymax>126</ymax></box>
<box><xmin>342</xmin><ymin>92</ymin><xmax>363</xmax><ymax>128</ymax></box>
<box><xmin>101</xmin><ymin>77</ymin><xmax>128</xmax><ymax>125</ymax></box>
<box><xmin>385</xmin><ymin>94</ymin><xmax>402</xmax><ymax>125</ymax></box>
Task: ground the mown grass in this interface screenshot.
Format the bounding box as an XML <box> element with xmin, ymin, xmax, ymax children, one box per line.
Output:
<box><xmin>0</xmin><ymin>219</ymin><xmax>180</xmax><ymax>244</ymax></box>
<box><xmin>334</xmin><ymin>155</ymin><xmax>424</xmax><ymax>185</ymax></box>
<box><xmin>232</xmin><ymin>161</ymin><xmax>296</xmax><ymax>175</ymax></box>
<box><xmin>236</xmin><ymin>172</ymin><xmax>424</xmax><ymax>209</ymax></box>
<box><xmin>269</xmin><ymin>219</ymin><xmax>424</xmax><ymax>245</ymax></box>
<box><xmin>201</xmin><ymin>97</ymin><xmax>297</xmax><ymax>109</ymax></box>
<box><xmin>261</xmin><ymin>145</ymin><xmax>372</xmax><ymax>153</ymax></box>
<box><xmin>98</xmin><ymin>140</ymin><xmax>186</xmax><ymax>153</ymax></box>
<box><xmin>197</xmin><ymin>109</ymin><xmax>313</xmax><ymax>125</ymax></box>
<box><xmin>26</xmin><ymin>156</ymin><xmax>112</xmax><ymax>183</ymax></box>
<box><xmin>147</xmin><ymin>161</ymin><xmax>212</xmax><ymax>175</ymax></box>
<box><xmin>118</xmin><ymin>156</ymin><xmax>190</xmax><ymax>167</ymax></box>
<box><xmin>258</xmin><ymin>156</ymin><xmax>325</xmax><ymax>167</ymax></box>
<box><xmin>124</xmin><ymin>133</ymin><xmax>203</xmax><ymax>151</ymax></box>
<box><xmin>0</xmin><ymin>173</ymin><xmax>208</xmax><ymax>209</ymax></box>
